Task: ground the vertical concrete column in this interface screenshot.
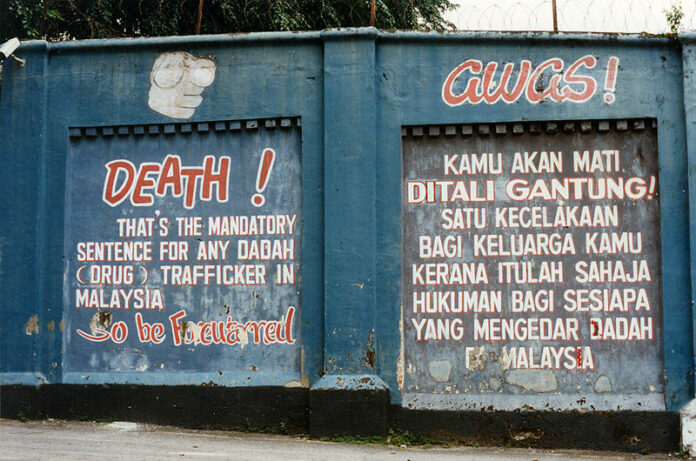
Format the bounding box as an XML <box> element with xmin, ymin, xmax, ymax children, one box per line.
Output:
<box><xmin>679</xmin><ymin>34</ymin><xmax>696</xmax><ymax>456</ymax></box>
<box><xmin>309</xmin><ymin>28</ymin><xmax>389</xmax><ymax>437</ymax></box>
<box><xmin>0</xmin><ymin>42</ymin><xmax>52</xmax><ymax>392</ymax></box>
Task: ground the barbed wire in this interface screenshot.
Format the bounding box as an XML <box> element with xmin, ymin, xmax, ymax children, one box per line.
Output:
<box><xmin>445</xmin><ymin>0</ymin><xmax>696</xmax><ymax>34</ymax></box>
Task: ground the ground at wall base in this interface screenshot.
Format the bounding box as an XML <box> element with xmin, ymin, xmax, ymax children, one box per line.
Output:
<box><xmin>0</xmin><ymin>384</ymin><xmax>681</xmax><ymax>453</ymax></box>
<box><xmin>1</xmin><ymin>418</ymin><xmax>682</xmax><ymax>461</ymax></box>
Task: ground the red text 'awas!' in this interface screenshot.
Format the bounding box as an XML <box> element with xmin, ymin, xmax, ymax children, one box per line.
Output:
<box><xmin>442</xmin><ymin>56</ymin><xmax>619</xmax><ymax>107</ymax></box>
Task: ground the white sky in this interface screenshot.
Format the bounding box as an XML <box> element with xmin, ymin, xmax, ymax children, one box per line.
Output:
<box><xmin>444</xmin><ymin>0</ymin><xmax>696</xmax><ymax>33</ymax></box>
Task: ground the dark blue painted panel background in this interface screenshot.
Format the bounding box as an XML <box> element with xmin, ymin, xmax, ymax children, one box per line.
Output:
<box><xmin>1</xmin><ymin>31</ymin><xmax>693</xmax><ymax>412</ymax></box>
<box><xmin>63</xmin><ymin>123</ymin><xmax>302</xmax><ymax>385</ymax></box>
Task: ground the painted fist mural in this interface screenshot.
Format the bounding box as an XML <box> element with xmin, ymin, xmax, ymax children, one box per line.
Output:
<box><xmin>147</xmin><ymin>52</ymin><xmax>216</xmax><ymax>119</ymax></box>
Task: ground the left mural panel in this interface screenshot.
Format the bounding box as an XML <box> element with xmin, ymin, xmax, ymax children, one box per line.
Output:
<box><xmin>63</xmin><ymin>119</ymin><xmax>303</xmax><ymax>385</ymax></box>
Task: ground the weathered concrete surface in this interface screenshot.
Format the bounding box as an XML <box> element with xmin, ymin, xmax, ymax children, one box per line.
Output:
<box><xmin>0</xmin><ymin>419</ymin><xmax>675</xmax><ymax>460</ymax></box>
<box><xmin>680</xmin><ymin>399</ymin><xmax>696</xmax><ymax>456</ymax></box>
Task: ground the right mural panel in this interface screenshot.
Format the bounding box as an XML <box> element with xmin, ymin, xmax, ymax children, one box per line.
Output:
<box><xmin>401</xmin><ymin>119</ymin><xmax>664</xmax><ymax>411</ymax></box>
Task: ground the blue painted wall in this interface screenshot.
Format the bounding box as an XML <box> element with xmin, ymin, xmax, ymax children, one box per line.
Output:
<box><xmin>0</xmin><ymin>30</ymin><xmax>693</xmax><ymax>412</ymax></box>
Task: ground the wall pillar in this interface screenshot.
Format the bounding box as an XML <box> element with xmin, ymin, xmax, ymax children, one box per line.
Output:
<box><xmin>679</xmin><ymin>33</ymin><xmax>696</xmax><ymax>455</ymax></box>
<box><xmin>0</xmin><ymin>42</ymin><xmax>52</xmax><ymax>388</ymax></box>
<box><xmin>309</xmin><ymin>28</ymin><xmax>389</xmax><ymax>437</ymax></box>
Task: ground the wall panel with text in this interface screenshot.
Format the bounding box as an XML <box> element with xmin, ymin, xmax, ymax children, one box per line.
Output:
<box><xmin>401</xmin><ymin>119</ymin><xmax>663</xmax><ymax>411</ymax></box>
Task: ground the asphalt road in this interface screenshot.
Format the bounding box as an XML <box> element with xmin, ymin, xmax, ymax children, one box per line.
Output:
<box><xmin>0</xmin><ymin>419</ymin><xmax>678</xmax><ymax>460</ymax></box>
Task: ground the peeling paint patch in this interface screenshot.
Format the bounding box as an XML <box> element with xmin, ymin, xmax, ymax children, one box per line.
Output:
<box><xmin>594</xmin><ymin>375</ymin><xmax>612</xmax><ymax>393</ymax></box>
<box><xmin>89</xmin><ymin>311</ymin><xmax>112</xmax><ymax>335</ymax></box>
<box><xmin>47</xmin><ymin>320</ymin><xmax>55</xmax><ymax>331</ymax></box>
<box><xmin>397</xmin><ymin>309</ymin><xmax>405</xmax><ymax>391</ymax></box>
<box><xmin>178</xmin><ymin>320</ymin><xmax>190</xmax><ymax>343</ymax></box>
<box><xmin>25</xmin><ymin>315</ymin><xmax>39</xmax><ymax>335</ymax></box>
<box><xmin>468</xmin><ymin>346</ymin><xmax>485</xmax><ymax>371</ymax></box>
<box><xmin>627</xmin><ymin>435</ymin><xmax>642</xmax><ymax>446</ymax></box>
<box><xmin>59</xmin><ymin>319</ymin><xmax>65</xmax><ymax>332</ymax></box>
<box><xmin>510</xmin><ymin>428</ymin><xmax>544</xmax><ymax>442</ymax></box>
<box><xmin>428</xmin><ymin>360</ymin><xmax>452</xmax><ymax>383</ymax></box>
<box><xmin>364</xmin><ymin>329</ymin><xmax>376</xmax><ymax>370</ymax></box>
<box><xmin>505</xmin><ymin>369</ymin><xmax>558</xmax><ymax>392</ymax></box>
<box><xmin>185</xmin><ymin>321</ymin><xmax>201</xmax><ymax>345</ymax></box>
<box><xmin>283</xmin><ymin>380</ymin><xmax>307</xmax><ymax>388</ymax></box>
<box><xmin>300</xmin><ymin>348</ymin><xmax>310</xmax><ymax>387</ymax></box>
<box><xmin>238</xmin><ymin>327</ymin><xmax>249</xmax><ymax>349</ymax></box>
<box><xmin>106</xmin><ymin>349</ymin><xmax>149</xmax><ymax>371</ymax></box>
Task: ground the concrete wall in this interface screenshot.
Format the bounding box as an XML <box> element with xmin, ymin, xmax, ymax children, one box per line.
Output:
<box><xmin>2</xmin><ymin>29</ymin><xmax>695</xmax><ymax>450</ymax></box>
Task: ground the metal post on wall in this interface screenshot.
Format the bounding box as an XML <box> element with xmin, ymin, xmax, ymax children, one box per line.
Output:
<box><xmin>552</xmin><ymin>0</ymin><xmax>559</xmax><ymax>32</ymax></box>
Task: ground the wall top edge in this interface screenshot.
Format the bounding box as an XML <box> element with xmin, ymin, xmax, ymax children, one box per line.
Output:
<box><xmin>678</xmin><ymin>31</ymin><xmax>696</xmax><ymax>44</ymax></box>
<box><xmin>14</xmin><ymin>28</ymin><xmax>683</xmax><ymax>53</ymax></box>
<box><xmin>17</xmin><ymin>31</ymin><xmax>323</xmax><ymax>51</ymax></box>
<box><xmin>379</xmin><ymin>30</ymin><xmax>677</xmax><ymax>46</ymax></box>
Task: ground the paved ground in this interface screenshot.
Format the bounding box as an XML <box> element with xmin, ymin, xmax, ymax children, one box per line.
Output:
<box><xmin>0</xmin><ymin>419</ymin><xmax>681</xmax><ymax>460</ymax></box>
